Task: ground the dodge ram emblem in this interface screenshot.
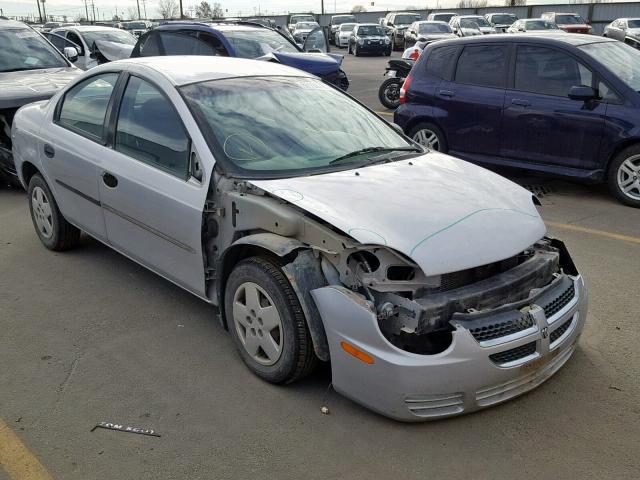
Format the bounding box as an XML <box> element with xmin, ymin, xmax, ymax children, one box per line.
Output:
<box><xmin>541</xmin><ymin>326</ymin><xmax>549</xmax><ymax>339</ymax></box>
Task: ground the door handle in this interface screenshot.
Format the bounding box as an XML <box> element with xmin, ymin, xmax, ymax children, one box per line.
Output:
<box><xmin>102</xmin><ymin>171</ymin><xmax>118</xmax><ymax>188</ymax></box>
<box><xmin>43</xmin><ymin>144</ymin><xmax>55</xmax><ymax>158</ymax></box>
<box><xmin>511</xmin><ymin>99</ymin><xmax>531</xmax><ymax>107</ymax></box>
<box><xmin>438</xmin><ymin>90</ymin><xmax>455</xmax><ymax>98</ymax></box>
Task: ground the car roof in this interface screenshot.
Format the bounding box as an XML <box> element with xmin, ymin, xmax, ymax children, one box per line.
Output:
<box><xmin>110</xmin><ymin>56</ymin><xmax>312</xmax><ymax>86</ymax></box>
<box><xmin>434</xmin><ymin>32</ymin><xmax>614</xmax><ymax>47</ymax></box>
<box><xmin>0</xmin><ymin>19</ymin><xmax>31</xmax><ymax>29</ymax></box>
<box><xmin>54</xmin><ymin>25</ymin><xmax>121</xmax><ymax>32</ymax></box>
<box><xmin>416</xmin><ymin>20</ymin><xmax>449</xmax><ymax>24</ymax></box>
<box><xmin>157</xmin><ymin>22</ymin><xmax>269</xmax><ymax>33</ymax></box>
<box><xmin>356</xmin><ymin>23</ymin><xmax>382</xmax><ymax>27</ymax></box>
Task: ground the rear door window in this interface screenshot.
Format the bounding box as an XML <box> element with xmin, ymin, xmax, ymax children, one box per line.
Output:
<box><xmin>425</xmin><ymin>45</ymin><xmax>459</xmax><ymax>80</ymax></box>
<box><xmin>454</xmin><ymin>44</ymin><xmax>508</xmax><ymax>88</ymax></box>
<box><xmin>57</xmin><ymin>73</ymin><xmax>119</xmax><ymax>141</ymax></box>
<box><xmin>514</xmin><ymin>45</ymin><xmax>592</xmax><ymax>97</ymax></box>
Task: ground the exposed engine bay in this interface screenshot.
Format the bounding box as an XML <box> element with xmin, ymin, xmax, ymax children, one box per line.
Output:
<box><xmin>203</xmin><ymin>176</ymin><xmax>575</xmax><ymax>359</ymax></box>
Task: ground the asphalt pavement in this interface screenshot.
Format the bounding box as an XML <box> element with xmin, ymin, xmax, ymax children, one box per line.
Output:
<box><xmin>0</xmin><ymin>50</ymin><xmax>638</xmax><ymax>479</ymax></box>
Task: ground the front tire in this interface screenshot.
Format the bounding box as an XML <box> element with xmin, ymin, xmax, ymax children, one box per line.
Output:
<box><xmin>378</xmin><ymin>77</ymin><xmax>403</xmax><ymax>109</ymax></box>
<box><xmin>225</xmin><ymin>256</ymin><xmax>318</xmax><ymax>384</ymax></box>
<box><xmin>408</xmin><ymin>122</ymin><xmax>448</xmax><ymax>152</ymax></box>
<box><xmin>28</xmin><ymin>174</ymin><xmax>81</xmax><ymax>250</ymax></box>
<box><xmin>607</xmin><ymin>145</ymin><xmax>640</xmax><ymax>207</ymax></box>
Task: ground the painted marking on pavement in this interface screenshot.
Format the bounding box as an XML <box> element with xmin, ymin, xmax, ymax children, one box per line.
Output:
<box><xmin>546</xmin><ymin>221</ymin><xmax>640</xmax><ymax>246</ymax></box>
<box><xmin>0</xmin><ymin>418</ymin><xmax>52</xmax><ymax>480</ymax></box>
<box><xmin>375</xmin><ymin>111</ymin><xmax>394</xmax><ymax>116</ymax></box>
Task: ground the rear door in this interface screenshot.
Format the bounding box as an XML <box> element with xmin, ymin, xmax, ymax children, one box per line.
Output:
<box><xmin>45</xmin><ymin>72</ymin><xmax>120</xmax><ymax>241</ymax></box>
<box><xmin>436</xmin><ymin>43</ymin><xmax>509</xmax><ymax>157</ymax></box>
<box><xmin>501</xmin><ymin>44</ymin><xmax>605</xmax><ymax>170</ymax></box>
<box><xmin>98</xmin><ymin>73</ymin><xmax>208</xmax><ymax>296</ymax></box>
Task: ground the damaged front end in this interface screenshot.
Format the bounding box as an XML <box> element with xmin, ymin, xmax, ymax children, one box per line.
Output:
<box><xmin>0</xmin><ymin>107</ymin><xmax>19</xmax><ymax>182</ymax></box>
<box><xmin>310</xmin><ymin>236</ymin><xmax>587</xmax><ymax>421</ymax></box>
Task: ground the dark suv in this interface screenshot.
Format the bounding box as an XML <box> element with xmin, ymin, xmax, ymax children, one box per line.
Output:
<box><xmin>395</xmin><ymin>34</ymin><xmax>640</xmax><ymax>207</ymax></box>
<box><xmin>131</xmin><ymin>21</ymin><xmax>349</xmax><ymax>90</ymax></box>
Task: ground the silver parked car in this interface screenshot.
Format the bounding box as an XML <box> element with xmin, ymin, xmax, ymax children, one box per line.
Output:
<box><xmin>603</xmin><ymin>18</ymin><xmax>640</xmax><ymax>47</ymax></box>
<box><xmin>12</xmin><ymin>56</ymin><xmax>587</xmax><ymax>421</ymax></box>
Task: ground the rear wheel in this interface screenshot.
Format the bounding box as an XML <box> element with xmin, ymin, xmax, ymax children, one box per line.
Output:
<box><xmin>28</xmin><ymin>174</ymin><xmax>81</xmax><ymax>250</ymax></box>
<box><xmin>225</xmin><ymin>256</ymin><xmax>317</xmax><ymax>384</ymax></box>
<box><xmin>607</xmin><ymin>145</ymin><xmax>640</xmax><ymax>207</ymax></box>
<box><xmin>378</xmin><ymin>77</ymin><xmax>403</xmax><ymax>109</ymax></box>
<box><xmin>408</xmin><ymin>122</ymin><xmax>448</xmax><ymax>152</ymax></box>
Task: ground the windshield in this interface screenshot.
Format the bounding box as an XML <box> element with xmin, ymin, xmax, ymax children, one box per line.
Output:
<box><xmin>180</xmin><ymin>76</ymin><xmax>413</xmax><ymax>177</ymax></box>
<box><xmin>525</xmin><ymin>20</ymin><xmax>558</xmax><ymax>30</ymax></box>
<box><xmin>581</xmin><ymin>41</ymin><xmax>640</xmax><ymax>92</ymax></box>
<box><xmin>0</xmin><ymin>28</ymin><xmax>67</xmax><ymax>73</ymax></box>
<box><xmin>333</xmin><ymin>16</ymin><xmax>356</xmax><ymax>24</ymax></box>
<box><xmin>492</xmin><ymin>14</ymin><xmax>517</xmax><ymax>25</ymax></box>
<box><xmin>628</xmin><ymin>19</ymin><xmax>640</xmax><ymax>28</ymax></box>
<box><xmin>291</xmin><ymin>15</ymin><xmax>315</xmax><ymax>24</ymax></box>
<box><xmin>224</xmin><ymin>30</ymin><xmax>300</xmax><ymax>57</ymax></box>
<box><xmin>340</xmin><ymin>24</ymin><xmax>356</xmax><ymax>32</ymax></box>
<box><xmin>295</xmin><ymin>22</ymin><xmax>318</xmax><ymax>30</ymax></box>
<box><xmin>395</xmin><ymin>15</ymin><xmax>420</xmax><ymax>25</ymax></box>
<box><xmin>418</xmin><ymin>23</ymin><xmax>452</xmax><ymax>33</ymax></box>
<box><xmin>358</xmin><ymin>25</ymin><xmax>384</xmax><ymax>36</ymax></box>
<box><xmin>125</xmin><ymin>22</ymin><xmax>147</xmax><ymax>29</ymax></box>
<box><xmin>462</xmin><ymin>17</ymin><xmax>490</xmax><ymax>27</ymax></box>
<box><xmin>83</xmin><ymin>30</ymin><xmax>137</xmax><ymax>46</ymax></box>
<box><xmin>556</xmin><ymin>14</ymin><xmax>586</xmax><ymax>25</ymax></box>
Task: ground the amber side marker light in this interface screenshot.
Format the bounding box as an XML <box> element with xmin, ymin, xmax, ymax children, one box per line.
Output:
<box><xmin>341</xmin><ymin>341</ymin><xmax>375</xmax><ymax>364</ymax></box>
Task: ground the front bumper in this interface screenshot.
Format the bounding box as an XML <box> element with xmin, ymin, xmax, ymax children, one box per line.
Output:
<box><xmin>311</xmin><ymin>275</ymin><xmax>587</xmax><ymax>421</ymax></box>
<box><xmin>356</xmin><ymin>41</ymin><xmax>391</xmax><ymax>53</ymax></box>
<box><xmin>322</xmin><ymin>69</ymin><xmax>349</xmax><ymax>91</ymax></box>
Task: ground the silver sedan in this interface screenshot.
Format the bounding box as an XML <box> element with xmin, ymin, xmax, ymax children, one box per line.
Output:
<box><xmin>12</xmin><ymin>56</ymin><xmax>587</xmax><ymax>421</ymax></box>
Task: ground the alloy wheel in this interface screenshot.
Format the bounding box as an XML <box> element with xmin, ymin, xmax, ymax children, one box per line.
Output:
<box><xmin>232</xmin><ymin>282</ymin><xmax>284</xmax><ymax>366</ymax></box>
<box><xmin>31</xmin><ymin>186</ymin><xmax>54</xmax><ymax>239</ymax></box>
<box><xmin>413</xmin><ymin>129</ymin><xmax>440</xmax><ymax>150</ymax></box>
<box><xmin>617</xmin><ymin>154</ymin><xmax>640</xmax><ymax>201</ymax></box>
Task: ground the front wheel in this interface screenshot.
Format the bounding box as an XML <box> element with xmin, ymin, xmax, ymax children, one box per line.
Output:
<box><xmin>28</xmin><ymin>174</ymin><xmax>81</xmax><ymax>250</ymax></box>
<box><xmin>378</xmin><ymin>77</ymin><xmax>403</xmax><ymax>109</ymax></box>
<box><xmin>607</xmin><ymin>145</ymin><xmax>640</xmax><ymax>207</ymax></box>
<box><xmin>225</xmin><ymin>256</ymin><xmax>318</xmax><ymax>384</ymax></box>
<box><xmin>408</xmin><ymin>122</ymin><xmax>448</xmax><ymax>152</ymax></box>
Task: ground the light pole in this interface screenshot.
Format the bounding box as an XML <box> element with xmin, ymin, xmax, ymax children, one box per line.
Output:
<box><xmin>36</xmin><ymin>0</ymin><xmax>42</xmax><ymax>22</ymax></box>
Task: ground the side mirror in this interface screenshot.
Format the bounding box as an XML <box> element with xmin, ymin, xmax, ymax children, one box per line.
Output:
<box><xmin>568</xmin><ymin>85</ymin><xmax>597</xmax><ymax>101</ymax></box>
<box><xmin>63</xmin><ymin>46</ymin><xmax>79</xmax><ymax>62</ymax></box>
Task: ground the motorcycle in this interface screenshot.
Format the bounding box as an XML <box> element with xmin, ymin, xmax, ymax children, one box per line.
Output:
<box><xmin>378</xmin><ymin>58</ymin><xmax>414</xmax><ymax>109</ymax></box>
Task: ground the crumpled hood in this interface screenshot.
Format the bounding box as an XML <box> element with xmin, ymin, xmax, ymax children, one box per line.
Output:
<box><xmin>94</xmin><ymin>40</ymin><xmax>135</xmax><ymax>61</ymax></box>
<box><xmin>626</xmin><ymin>28</ymin><xmax>640</xmax><ymax>37</ymax></box>
<box><xmin>0</xmin><ymin>67</ymin><xmax>80</xmax><ymax>109</ymax></box>
<box><xmin>270</xmin><ymin>51</ymin><xmax>342</xmax><ymax>76</ymax></box>
<box><xmin>249</xmin><ymin>153</ymin><xmax>546</xmax><ymax>276</ymax></box>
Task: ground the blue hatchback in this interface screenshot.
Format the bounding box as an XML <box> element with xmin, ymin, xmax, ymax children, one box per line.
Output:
<box><xmin>395</xmin><ymin>34</ymin><xmax>640</xmax><ymax>207</ymax></box>
<box><xmin>131</xmin><ymin>21</ymin><xmax>349</xmax><ymax>90</ymax></box>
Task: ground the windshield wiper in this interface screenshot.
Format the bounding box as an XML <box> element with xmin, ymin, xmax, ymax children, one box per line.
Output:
<box><xmin>329</xmin><ymin>146</ymin><xmax>421</xmax><ymax>165</ymax></box>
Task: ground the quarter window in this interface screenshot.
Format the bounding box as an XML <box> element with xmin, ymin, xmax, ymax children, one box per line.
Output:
<box><xmin>115</xmin><ymin>77</ymin><xmax>190</xmax><ymax>178</ymax></box>
<box><xmin>514</xmin><ymin>46</ymin><xmax>592</xmax><ymax>97</ymax></box>
<box><xmin>455</xmin><ymin>45</ymin><xmax>507</xmax><ymax>88</ymax></box>
<box><xmin>426</xmin><ymin>45</ymin><xmax>458</xmax><ymax>80</ymax></box>
<box><xmin>58</xmin><ymin>73</ymin><xmax>119</xmax><ymax>141</ymax></box>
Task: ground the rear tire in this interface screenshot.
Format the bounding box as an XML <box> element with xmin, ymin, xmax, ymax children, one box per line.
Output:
<box><xmin>28</xmin><ymin>174</ymin><xmax>81</xmax><ymax>250</ymax></box>
<box><xmin>225</xmin><ymin>256</ymin><xmax>318</xmax><ymax>384</ymax></box>
<box><xmin>607</xmin><ymin>145</ymin><xmax>640</xmax><ymax>207</ymax></box>
<box><xmin>408</xmin><ymin>122</ymin><xmax>448</xmax><ymax>153</ymax></box>
<box><xmin>378</xmin><ymin>77</ymin><xmax>402</xmax><ymax>109</ymax></box>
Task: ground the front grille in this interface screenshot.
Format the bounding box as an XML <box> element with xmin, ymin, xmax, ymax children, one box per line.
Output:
<box><xmin>542</xmin><ymin>283</ymin><xmax>575</xmax><ymax>319</ymax></box>
<box><xmin>490</xmin><ymin>341</ymin><xmax>536</xmax><ymax>365</ymax></box>
<box><xmin>469</xmin><ymin>313</ymin><xmax>534</xmax><ymax>342</ymax></box>
<box><xmin>550</xmin><ymin>317</ymin><xmax>572</xmax><ymax>344</ymax></box>
<box><xmin>0</xmin><ymin>108</ymin><xmax>18</xmax><ymax>153</ymax></box>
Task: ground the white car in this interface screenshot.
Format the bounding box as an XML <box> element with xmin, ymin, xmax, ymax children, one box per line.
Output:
<box><xmin>335</xmin><ymin>22</ymin><xmax>356</xmax><ymax>47</ymax></box>
<box><xmin>291</xmin><ymin>21</ymin><xmax>320</xmax><ymax>44</ymax></box>
<box><xmin>12</xmin><ymin>56</ymin><xmax>587</xmax><ymax>421</ymax></box>
<box><xmin>47</xmin><ymin>26</ymin><xmax>137</xmax><ymax>70</ymax></box>
<box><xmin>506</xmin><ymin>19</ymin><xmax>563</xmax><ymax>34</ymax></box>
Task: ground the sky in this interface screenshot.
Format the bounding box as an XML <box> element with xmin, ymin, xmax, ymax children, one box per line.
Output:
<box><xmin>2</xmin><ymin>0</ymin><xmax>477</xmax><ymax>20</ymax></box>
<box><xmin>0</xmin><ymin>0</ymin><xmax>627</xmax><ymax>21</ymax></box>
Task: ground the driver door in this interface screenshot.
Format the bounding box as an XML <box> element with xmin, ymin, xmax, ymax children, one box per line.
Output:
<box><xmin>303</xmin><ymin>28</ymin><xmax>329</xmax><ymax>53</ymax></box>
